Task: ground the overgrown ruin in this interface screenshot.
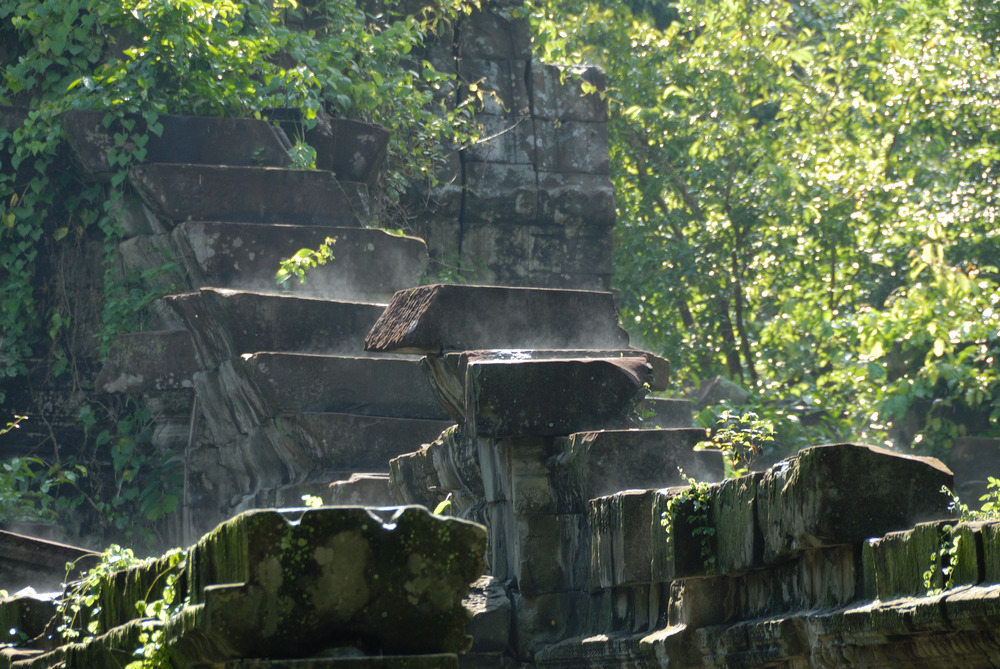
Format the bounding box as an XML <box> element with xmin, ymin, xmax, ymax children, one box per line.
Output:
<box><xmin>2</xmin><ymin>1</ymin><xmax>1000</xmax><ymax>667</ymax></box>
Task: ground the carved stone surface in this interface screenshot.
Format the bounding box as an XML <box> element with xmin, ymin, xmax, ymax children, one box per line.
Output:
<box><xmin>364</xmin><ymin>284</ymin><xmax>629</xmax><ymax>354</ymax></box>
<box><xmin>129</xmin><ymin>164</ymin><xmax>369</xmax><ymax>226</ymax></box>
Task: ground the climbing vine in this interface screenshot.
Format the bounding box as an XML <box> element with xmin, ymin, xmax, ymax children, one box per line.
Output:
<box><xmin>660</xmin><ymin>472</ymin><xmax>716</xmax><ymax>573</ymax></box>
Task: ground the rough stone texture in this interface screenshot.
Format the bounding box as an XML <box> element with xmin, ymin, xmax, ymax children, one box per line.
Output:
<box><xmin>422</xmin><ymin>350</ymin><xmax>668</xmax><ymax>424</ymax></box>
<box><xmin>364</xmin><ymin>284</ymin><xmax>629</xmax><ymax>354</ymax></box>
<box><xmin>173</xmin><ymin>222</ymin><xmax>428</xmax><ymax>301</ymax></box>
<box><xmin>12</xmin><ymin>507</ymin><xmax>486</xmax><ymax>668</ymax></box>
<box><xmin>173</xmin><ymin>506</ymin><xmax>486</xmax><ymax>661</ymax></box>
<box><xmin>129</xmin><ymin>163</ymin><xmax>369</xmax><ymax>226</ymax></box>
<box><xmin>94</xmin><ymin>330</ymin><xmax>198</xmax><ymax>393</ymax></box>
<box><xmin>551</xmin><ymin>429</ymin><xmax>721</xmax><ymax>511</ymax></box>
<box><xmin>464</xmin><ymin>575</ymin><xmax>512</xmax><ymax>654</ymax></box>
<box><xmin>756</xmin><ymin>443</ymin><xmax>955</xmax><ymax>563</ymax></box>
<box><xmin>62</xmin><ymin>110</ymin><xmax>292</xmax><ymax>180</ymax></box>
<box><xmin>465</xmin><ymin>357</ymin><xmax>649</xmax><ymax>438</ymax></box>
<box><xmin>529</xmin><ymin>64</ymin><xmax>608</xmax><ymax>123</ymax></box>
<box><xmin>247</xmin><ymin>353</ymin><xmax>450</xmax><ymax>420</ymax></box>
<box><xmin>167</xmin><ymin>288</ymin><xmax>386</xmax><ymax>364</ymax></box>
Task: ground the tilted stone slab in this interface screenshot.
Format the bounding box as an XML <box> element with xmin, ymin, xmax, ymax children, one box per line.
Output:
<box><xmin>422</xmin><ymin>349</ymin><xmax>669</xmax><ymax>423</ymax></box>
<box><xmin>94</xmin><ymin>330</ymin><xmax>198</xmax><ymax>392</ymax></box>
<box><xmin>364</xmin><ymin>284</ymin><xmax>630</xmax><ymax>354</ymax></box>
<box><xmin>62</xmin><ymin>110</ymin><xmax>292</xmax><ymax>180</ymax></box>
<box><xmin>550</xmin><ymin>428</ymin><xmax>722</xmax><ymax>513</ymax></box>
<box><xmin>756</xmin><ymin>443</ymin><xmax>955</xmax><ymax>564</ymax></box>
<box><xmin>174</xmin><ymin>222</ymin><xmax>427</xmax><ymax>301</ymax></box>
<box><xmin>248</xmin><ymin>353</ymin><xmax>451</xmax><ymax>420</ymax></box>
<box><xmin>129</xmin><ymin>163</ymin><xmax>368</xmax><ymax>226</ymax></box>
<box><xmin>465</xmin><ymin>357</ymin><xmax>650</xmax><ymax>437</ymax></box>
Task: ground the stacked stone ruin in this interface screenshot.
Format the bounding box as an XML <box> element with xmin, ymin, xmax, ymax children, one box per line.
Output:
<box><xmin>365</xmin><ymin>286</ymin><xmax>1000</xmax><ymax>668</ymax></box>
<box><xmin>3</xmin><ymin>1</ymin><xmax>1000</xmax><ymax>666</ymax></box>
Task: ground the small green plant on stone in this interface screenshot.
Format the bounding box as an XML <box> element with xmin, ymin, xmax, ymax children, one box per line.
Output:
<box><xmin>276</xmin><ymin>237</ymin><xmax>336</xmax><ymax>288</ymax></box>
<box><xmin>660</xmin><ymin>471</ymin><xmax>716</xmax><ymax>573</ymax></box>
<box><xmin>301</xmin><ymin>494</ymin><xmax>324</xmax><ymax>508</ymax></box>
<box><xmin>128</xmin><ymin>550</ymin><xmax>186</xmax><ymax>669</ymax></box>
<box><xmin>923</xmin><ymin>524</ymin><xmax>960</xmax><ymax>596</ymax></box>
<box><xmin>58</xmin><ymin>545</ymin><xmax>146</xmax><ymax>641</ymax></box>
<box><xmin>942</xmin><ymin>479</ymin><xmax>1000</xmax><ymax>522</ymax></box>
<box><xmin>696</xmin><ymin>410</ymin><xmax>774</xmax><ymax>477</ymax></box>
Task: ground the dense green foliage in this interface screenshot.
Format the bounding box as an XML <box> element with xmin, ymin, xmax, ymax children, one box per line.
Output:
<box><xmin>531</xmin><ymin>0</ymin><xmax>1000</xmax><ymax>457</ymax></box>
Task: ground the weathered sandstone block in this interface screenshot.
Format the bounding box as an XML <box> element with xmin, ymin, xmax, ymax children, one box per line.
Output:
<box><xmin>365</xmin><ymin>284</ymin><xmax>630</xmax><ymax>354</ymax></box>
<box><xmin>465</xmin><ymin>357</ymin><xmax>649</xmax><ymax>437</ymax></box>
<box><xmin>756</xmin><ymin>443</ymin><xmax>955</xmax><ymax>563</ymax></box>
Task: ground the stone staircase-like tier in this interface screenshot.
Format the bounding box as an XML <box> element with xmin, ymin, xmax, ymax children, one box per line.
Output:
<box><xmin>69</xmin><ymin>110</ymin><xmax>451</xmax><ymax>535</ymax></box>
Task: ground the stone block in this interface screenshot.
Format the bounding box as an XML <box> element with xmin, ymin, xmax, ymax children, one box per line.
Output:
<box><xmin>535</xmin><ymin>120</ymin><xmax>609</xmax><ymax>174</ymax></box>
<box><xmin>387</xmin><ymin>425</ymin><xmax>484</xmax><ymax>515</ymax></box>
<box><xmin>552</xmin><ymin>429</ymin><xmax>721</xmax><ymax>513</ymax></box>
<box><xmin>464</xmin><ymin>113</ymin><xmax>536</xmax><ymax>164</ymax></box>
<box><xmin>62</xmin><ymin>110</ymin><xmax>292</xmax><ymax>181</ymax></box>
<box><xmin>203</xmin><ymin>289</ymin><xmax>384</xmax><ymax>357</ymax></box>
<box><xmin>459</xmin><ymin>59</ymin><xmax>531</xmax><ymax>117</ymax></box>
<box><xmin>162</xmin><ymin>506</ymin><xmax>488</xmax><ymax>661</ymax></box>
<box><xmin>530</xmin><ymin>63</ymin><xmax>608</xmax><ymax>122</ymax></box>
<box><xmin>166</xmin><ymin>291</ymin><xmax>239</xmax><ymax>369</ymax></box>
<box><xmin>512</xmin><ymin>591</ymin><xmax>588</xmax><ymax>659</ymax></box>
<box><xmin>537</xmin><ymin>172</ymin><xmax>616</xmax><ymax>229</ymax></box>
<box><xmin>465</xmin><ymin>357</ymin><xmax>649</xmax><ymax>437</ymax></box>
<box><xmin>865</xmin><ymin>520</ymin><xmax>952</xmax><ymax>599</ymax></box>
<box><xmin>95</xmin><ymin>330</ymin><xmax>198</xmax><ymax>392</ymax></box>
<box><xmin>504</xmin><ymin>437</ymin><xmax>558</xmax><ymax>516</ymax></box>
<box><xmin>306</xmin><ymin>117</ymin><xmax>389</xmax><ymax>185</ymax></box>
<box><xmin>364</xmin><ymin>284</ymin><xmax>630</xmax><ymax>354</ymax></box>
<box><xmin>457</xmin><ymin>8</ymin><xmax>532</xmax><ymax>59</ymax></box>
<box><xmin>174</xmin><ymin>222</ymin><xmax>428</xmax><ymax>301</ymax></box>
<box><xmin>464</xmin><ymin>575</ymin><xmax>512</xmax><ymax>653</ymax></box>
<box><xmin>711</xmin><ymin>473</ymin><xmax>764</xmax><ymax>574</ymax></box>
<box><xmin>463</xmin><ymin>162</ymin><xmax>538</xmax><ymax>225</ymax></box>
<box><xmin>527</xmin><ymin>227</ymin><xmax>614</xmax><ymax>280</ymax></box>
<box><xmin>247</xmin><ymin>353</ymin><xmax>451</xmax><ymax>420</ymax></box>
<box><xmin>129</xmin><ymin>164</ymin><xmax>369</xmax><ymax>226</ymax></box>
<box><xmin>985</xmin><ymin>522</ymin><xmax>1000</xmax><ymax>584</ymax></box>
<box><xmin>756</xmin><ymin>443</ymin><xmax>956</xmax><ymax>564</ymax></box>
<box><xmin>588</xmin><ymin>490</ymin><xmax>656</xmax><ymax>589</ymax></box>
<box><xmin>513</xmin><ymin>513</ymin><xmax>586</xmax><ymax>596</ymax></box>
<box><xmin>665</xmin><ymin>576</ymin><xmax>730</xmax><ymax>629</ymax></box>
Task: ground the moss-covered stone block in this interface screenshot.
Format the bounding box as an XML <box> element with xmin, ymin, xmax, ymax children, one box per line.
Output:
<box><xmin>983</xmin><ymin>521</ymin><xmax>1000</xmax><ymax>584</ymax></box>
<box><xmin>756</xmin><ymin>444</ymin><xmax>955</xmax><ymax>564</ymax></box>
<box><xmin>169</xmin><ymin>506</ymin><xmax>486</xmax><ymax>664</ymax></box>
